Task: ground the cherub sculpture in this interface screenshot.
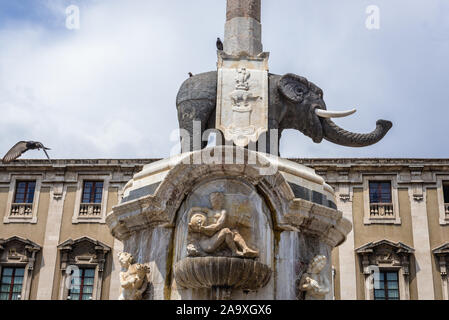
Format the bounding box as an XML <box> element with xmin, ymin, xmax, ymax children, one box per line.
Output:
<box><xmin>187</xmin><ymin>192</ymin><xmax>258</xmax><ymax>258</ymax></box>
<box><xmin>118</xmin><ymin>252</ymin><xmax>150</xmax><ymax>300</ymax></box>
<box><xmin>298</xmin><ymin>255</ymin><xmax>330</xmax><ymax>300</ymax></box>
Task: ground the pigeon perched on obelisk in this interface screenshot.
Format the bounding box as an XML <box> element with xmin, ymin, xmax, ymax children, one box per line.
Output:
<box><xmin>216</xmin><ymin>37</ymin><xmax>223</xmax><ymax>51</ymax></box>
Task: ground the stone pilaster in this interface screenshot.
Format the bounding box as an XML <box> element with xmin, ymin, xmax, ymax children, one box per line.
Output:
<box><xmin>335</xmin><ymin>183</ymin><xmax>357</xmax><ymax>300</ymax></box>
<box><xmin>36</xmin><ymin>184</ymin><xmax>65</xmax><ymax>300</ymax></box>
<box><xmin>409</xmin><ymin>187</ymin><xmax>435</xmax><ymax>299</ymax></box>
<box><xmin>108</xmin><ymin>238</ymin><xmax>124</xmax><ymax>300</ymax></box>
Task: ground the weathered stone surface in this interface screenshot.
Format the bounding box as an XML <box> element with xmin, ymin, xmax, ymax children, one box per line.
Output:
<box><xmin>118</xmin><ymin>252</ymin><xmax>150</xmax><ymax>300</ymax></box>
<box><xmin>298</xmin><ymin>255</ymin><xmax>330</xmax><ymax>300</ymax></box>
<box><xmin>107</xmin><ymin>147</ymin><xmax>352</xmax><ymax>300</ymax></box>
<box><xmin>174</xmin><ymin>257</ymin><xmax>271</xmax><ymax>291</ymax></box>
<box><xmin>216</xmin><ymin>52</ymin><xmax>269</xmax><ymax>147</ymax></box>
<box><xmin>224</xmin><ymin>18</ymin><xmax>263</xmax><ymax>56</ymax></box>
<box><xmin>226</xmin><ymin>0</ymin><xmax>261</xmax><ymax>22</ymax></box>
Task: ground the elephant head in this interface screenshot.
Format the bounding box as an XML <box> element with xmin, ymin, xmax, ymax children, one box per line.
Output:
<box><xmin>277</xmin><ymin>73</ymin><xmax>392</xmax><ymax>147</ymax></box>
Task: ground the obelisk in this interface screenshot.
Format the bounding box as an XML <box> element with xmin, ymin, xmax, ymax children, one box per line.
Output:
<box><xmin>216</xmin><ymin>0</ymin><xmax>269</xmax><ymax>148</ymax></box>
<box><xmin>224</xmin><ymin>0</ymin><xmax>263</xmax><ymax>56</ymax></box>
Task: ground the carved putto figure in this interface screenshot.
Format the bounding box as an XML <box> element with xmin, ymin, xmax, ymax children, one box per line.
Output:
<box><xmin>186</xmin><ymin>192</ymin><xmax>259</xmax><ymax>258</ymax></box>
<box><xmin>118</xmin><ymin>252</ymin><xmax>150</xmax><ymax>300</ymax></box>
<box><xmin>298</xmin><ymin>255</ymin><xmax>330</xmax><ymax>300</ymax></box>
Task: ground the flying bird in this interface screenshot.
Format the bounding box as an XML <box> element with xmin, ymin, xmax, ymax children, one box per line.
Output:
<box><xmin>188</xmin><ymin>72</ymin><xmax>193</xmax><ymax>77</ymax></box>
<box><xmin>2</xmin><ymin>141</ymin><xmax>51</xmax><ymax>164</ymax></box>
<box><xmin>216</xmin><ymin>37</ymin><xmax>223</xmax><ymax>51</ymax></box>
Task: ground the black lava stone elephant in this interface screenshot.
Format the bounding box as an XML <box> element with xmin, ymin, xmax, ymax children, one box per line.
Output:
<box><xmin>176</xmin><ymin>71</ymin><xmax>392</xmax><ymax>155</ymax></box>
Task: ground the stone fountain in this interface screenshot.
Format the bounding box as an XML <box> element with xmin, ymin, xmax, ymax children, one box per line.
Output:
<box><xmin>106</xmin><ymin>0</ymin><xmax>392</xmax><ymax>300</ymax></box>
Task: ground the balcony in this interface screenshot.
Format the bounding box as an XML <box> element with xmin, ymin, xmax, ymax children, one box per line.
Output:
<box><xmin>370</xmin><ymin>203</ymin><xmax>394</xmax><ymax>217</ymax></box>
<box><xmin>10</xmin><ymin>203</ymin><xmax>33</xmax><ymax>217</ymax></box>
<box><xmin>79</xmin><ymin>203</ymin><xmax>102</xmax><ymax>218</ymax></box>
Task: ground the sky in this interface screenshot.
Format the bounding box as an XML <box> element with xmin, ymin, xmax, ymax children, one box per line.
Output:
<box><xmin>0</xmin><ymin>0</ymin><xmax>448</xmax><ymax>160</ymax></box>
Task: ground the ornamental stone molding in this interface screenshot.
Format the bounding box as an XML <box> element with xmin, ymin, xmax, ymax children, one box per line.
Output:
<box><xmin>174</xmin><ymin>257</ymin><xmax>271</xmax><ymax>300</ymax></box>
<box><xmin>0</xmin><ymin>236</ymin><xmax>41</xmax><ymax>300</ymax></box>
<box><xmin>362</xmin><ymin>175</ymin><xmax>401</xmax><ymax>225</ymax></box>
<box><xmin>433</xmin><ymin>243</ymin><xmax>449</xmax><ymax>300</ymax></box>
<box><xmin>72</xmin><ymin>174</ymin><xmax>111</xmax><ymax>224</ymax></box>
<box><xmin>3</xmin><ymin>174</ymin><xmax>43</xmax><ymax>224</ymax></box>
<box><xmin>57</xmin><ymin>237</ymin><xmax>111</xmax><ymax>300</ymax></box>
<box><xmin>356</xmin><ymin>239</ymin><xmax>415</xmax><ymax>300</ymax></box>
<box><xmin>107</xmin><ymin>147</ymin><xmax>351</xmax><ymax>248</ymax></box>
<box><xmin>106</xmin><ymin>147</ymin><xmax>352</xmax><ymax>300</ymax></box>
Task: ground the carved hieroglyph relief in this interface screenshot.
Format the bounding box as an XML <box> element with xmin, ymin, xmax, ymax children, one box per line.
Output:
<box><xmin>118</xmin><ymin>252</ymin><xmax>150</xmax><ymax>300</ymax></box>
<box><xmin>186</xmin><ymin>192</ymin><xmax>259</xmax><ymax>258</ymax></box>
<box><xmin>216</xmin><ymin>52</ymin><xmax>269</xmax><ymax>147</ymax></box>
<box><xmin>298</xmin><ymin>255</ymin><xmax>330</xmax><ymax>300</ymax></box>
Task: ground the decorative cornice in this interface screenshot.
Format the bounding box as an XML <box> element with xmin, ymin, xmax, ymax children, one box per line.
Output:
<box><xmin>57</xmin><ymin>236</ymin><xmax>111</xmax><ymax>252</ymax></box>
<box><xmin>356</xmin><ymin>239</ymin><xmax>415</xmax><ymax>254</ymax></box>
<box><xmin>0</xmin><ymin>236</ymin><xmax>41</xmax><ymax>251</ymax></box>
<box><xmin>433</xmin><ymin>243</ymin><xmax>449</xmax><ymax>255</ymax></box>
<box><xmin>433</xmin><ymin>243</ymin><xmax>449</xmax><ymax>277</ymax></box>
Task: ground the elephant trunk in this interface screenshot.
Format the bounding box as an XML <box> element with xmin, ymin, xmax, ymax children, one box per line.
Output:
<box><xmin>321</xmin><ymin>118</ymin><xmax>392</xmax><ymax>147</ymax></box>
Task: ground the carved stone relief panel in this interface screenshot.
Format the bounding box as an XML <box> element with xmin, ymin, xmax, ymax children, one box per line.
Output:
<box><xmin>216</xmin><ymin>52</ymin><xmax>269</xmax><ymax>147</ymax></box>
<box><xmin>175</xmin><ymin>178</ymin><xmax>272</xmax><ymax>264</ymax></box>
<box><xmin>173</xmin><ymin>177</ymin><xmax>273</xmax><ymax>299</ymax></box>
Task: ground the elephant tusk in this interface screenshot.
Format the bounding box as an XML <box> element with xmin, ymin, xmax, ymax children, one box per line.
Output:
<box><xmin>315</xmin><ymin>108</ymin><xmax>357</xmax><ymax>118</ymax></box>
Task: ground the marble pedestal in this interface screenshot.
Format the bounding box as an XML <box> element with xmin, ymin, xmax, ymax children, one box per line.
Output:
<box><xmin>106</xmin><ymin>147</ymin><xmax>351</xmax><ymax>300</ymax></box>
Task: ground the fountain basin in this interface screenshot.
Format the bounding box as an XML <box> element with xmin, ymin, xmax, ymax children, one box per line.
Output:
<box><xmin>174</xmin><ymin>257</ymin><xmax>271</xmax><ymax>291</ymax></box>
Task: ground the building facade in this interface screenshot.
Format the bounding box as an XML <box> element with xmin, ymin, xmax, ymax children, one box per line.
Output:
<box><xmin>0</xmin><ymin>159</ymin><xmax>448</xmax><ymax>300</ymax></box>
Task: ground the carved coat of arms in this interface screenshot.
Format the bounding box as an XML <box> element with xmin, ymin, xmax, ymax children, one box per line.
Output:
<box><xmin>216</xmin><ymin>52</ymin><xmax>269</xmax><ymax>147</ymax></box>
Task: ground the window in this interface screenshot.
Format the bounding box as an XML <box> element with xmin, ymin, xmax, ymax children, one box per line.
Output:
<box><xmin>78</xmin><ymin>181</ymin><xmax>104</xmax><ymax>218</ymax></box>
<box><xmin>436</xmin><ymin>177</ymin><xmax>449</xmax><ymax>225</ymax></box>
<box><xmin>444</xmin><ymin>184</ymin><xmax>449</xmax><ymax>203</ymax></box>
<box><xmin>0</xmin><ymin>267</ymin><xmax>25</xmax><ymax>300</ymax></box>
<box><xmin>73</xmin><ymin>176</ymin><xmax>110</xmax><ymax>224</ymax></box>
<box><xmin>68</xmin><ymin>268</ymin><xmax>95</xmax><ymax>300</ymax></box>
<box><xmin>13</xmin><ymin>181</ymin><xmax>36</xmax><ymax>204</ymax></box>
<box><xmin>444</xmin><ymin>184</ymin><xmax>449</xmax><ymax>218</ymax></box>
<box><xmin>369</xmin><ymin>181</ymin><xmax>392</xmax><ymax>204</ymax></box>
<box><xmin>82</xmin><ymin>181</ymin><xmax>103</xmax><ymax>204</ymax></box>
<box><xmin>10</xmin><ymin>181</ymin><xmax>36</xmax><ymax>218</ymax></box>
<box><xmin>357</xmin><ymin>240</ymin><xmax>413</xmax><ymax>300</ymax></box>
<box><xmin>368</xmin><ymin>181</ymin><xmax>394</xmax><ymax>218</ymax></box>
<box><xmin>374</xmin><ymin>271</ymin><xmax>400</xmax><ymax>300</ymax></box>
<box><xmin>58</xmin><ymin>237</ymin><xmax>110</xmax><ymax>300</ymax></box>
<box><xmin>4</xmin><ymin>176</ymin><xmax>42</xmax><ymax>224</ymax></box>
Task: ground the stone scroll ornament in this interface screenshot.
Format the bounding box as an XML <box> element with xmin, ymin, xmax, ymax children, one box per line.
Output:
<box><xmin>186</xmin><ymin>192</ymin><xmax>259</xmax><ymax>258</ymax></box>
<box><xmin>298</xmin><ymin>255</ymin><xmax>330</xmax><ymax>300</ymax></box>
<box><xmin>118</xmin><ymin>252</ymin><xmax>150</xmax><ymax>300</ymax></box>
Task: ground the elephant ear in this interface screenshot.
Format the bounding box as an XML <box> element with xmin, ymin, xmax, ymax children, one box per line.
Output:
<box><xmin>278</xmin><ymin>73</ymin><xmax>310</xmax><ymax>103</ymax></box>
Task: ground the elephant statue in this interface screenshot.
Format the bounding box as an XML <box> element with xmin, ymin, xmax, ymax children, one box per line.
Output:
<box><xmin>176</xmin><ymin>71</ymin><xmax>392</xmax><ymax>155</ymax></box>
